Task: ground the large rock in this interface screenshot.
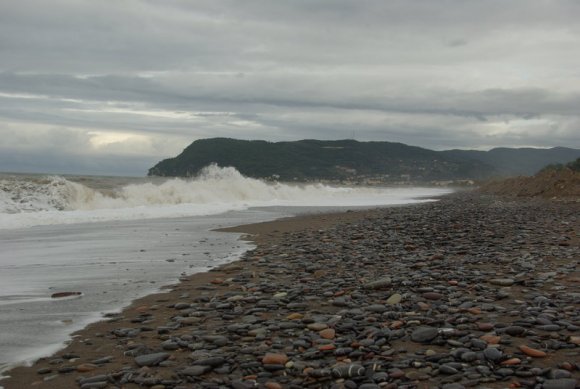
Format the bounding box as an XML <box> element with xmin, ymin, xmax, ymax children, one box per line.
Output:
<box><xmin>411</xmin><ymin>327</ymin><xmax>439</xmax><ymax>343</ymax></box>
<box><xmin>134</xmin><ymin>352</ymin><xmax>170</xmax><ymax>367</ymax></box>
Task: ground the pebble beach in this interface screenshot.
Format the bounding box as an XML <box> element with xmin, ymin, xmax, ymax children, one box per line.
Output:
<box><xmin>1</xmin><ymin>192</ymin><xmax>579</xmax><ymax>389</ymax></box>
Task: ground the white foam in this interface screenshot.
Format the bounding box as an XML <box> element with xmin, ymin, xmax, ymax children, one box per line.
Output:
<box><xmin>0</xmin><ymin>165</ymin><xmax>452</xmax><ymax>229</ymax></box>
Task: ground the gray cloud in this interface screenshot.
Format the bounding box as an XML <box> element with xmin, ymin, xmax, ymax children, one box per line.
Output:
<box><xmin>0</xmin><ymin>0</ymin><xmax>579</xmax><ymax>175</ymax></box>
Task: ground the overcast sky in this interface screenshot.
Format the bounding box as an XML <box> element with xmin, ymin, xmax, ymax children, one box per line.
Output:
<box><xmin>1</xmin><ymin>0</ymin><xmax>579</xmax><ymax>176</ymax></box>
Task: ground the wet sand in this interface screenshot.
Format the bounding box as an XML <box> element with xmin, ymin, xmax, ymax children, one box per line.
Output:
<box><xmin>1</xmin><ymin>192</ymin><xmax>578</xmax><ymax>389</ymax></box>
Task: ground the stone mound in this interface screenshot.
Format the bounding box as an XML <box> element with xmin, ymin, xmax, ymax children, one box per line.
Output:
<box><xmin>479</xmin><ymin>167</ymin><xmax>580</xmax><ymax>199</ymax></box>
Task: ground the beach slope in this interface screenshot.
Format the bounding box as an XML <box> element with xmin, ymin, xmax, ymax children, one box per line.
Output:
<box><xmin>1</xmin><ymin>193</ymin><xmax>579</xmax><ymax>389</ymax></box>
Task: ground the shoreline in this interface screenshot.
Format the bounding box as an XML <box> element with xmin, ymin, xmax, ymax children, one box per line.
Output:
<box><xmin>0</xmin><ymin>207</ymin><xmax>386</xmax><ymax>382</ymax></box>
<box><xmin>1</xmin><ymin>192</ymin><xmax>579</xmax><ymax>389</ymax></box>
<box><xmin>0</xmin><ymin>209</ymin><xmax>271</xmax><ymax>379</ymax></box>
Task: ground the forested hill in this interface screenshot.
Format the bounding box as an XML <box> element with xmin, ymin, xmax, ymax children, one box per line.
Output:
<box><xmin>147</xmin><ymin>138</ymin><xmax>580</xmax><ymax>183</ymax></box>
<box><xmin>148</xmin><ymin>138</ymin><xmax>490</xmax><ymax>182</ymax></box>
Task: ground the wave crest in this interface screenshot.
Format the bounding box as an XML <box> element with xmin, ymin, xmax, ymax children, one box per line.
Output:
<box><xmin>0</xmin><ymin>165</ymin><xmax>452</xmax><ymax>228</ymax></box>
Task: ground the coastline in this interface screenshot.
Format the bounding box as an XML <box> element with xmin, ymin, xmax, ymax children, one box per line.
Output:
<box><xmin>1</xmin><ymin>192</ymin><xmax>579</xmax><ymax>389</ymax></box>
<box><xmin>0</xmin><ymin>208</ymin><xmax>383</xmax><ymax>385</ymax></box>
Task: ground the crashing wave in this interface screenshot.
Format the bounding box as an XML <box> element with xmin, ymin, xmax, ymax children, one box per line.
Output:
<box><xmin>0</xmin><ymin>165</ymin><xmax>452</xmax><ymax>229</ymax></box>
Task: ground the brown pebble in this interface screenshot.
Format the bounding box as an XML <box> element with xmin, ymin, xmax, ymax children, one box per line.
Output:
<box><xmin>313</xmin><ymin>270</ymin><xmax>326</xmax><ymax>278</ymax></box>
<box><xmin>569</xmin><ymin>336</ymin><xmax>580</xmax><ymax>345</ymax></box>
<box><xmin>501</xmin><ymin>358</ymin><xmax>522</xmax><ymax>365</ymax></box>
<box><xmin>389</xmin><ymin>369</ymin><xmax>405</xmax><ymax>378</ymax></box>
<box><xmin>519</xmin><ymin>345</ymin><xmax>547</xmax><ymax>357</ymax></box>
<box><xmin>286</xmin><ymin>313</ymin><xmax>303</xmax><ymax>320</ymax></box>
<box><xmin>560</xmin><ymin>362</ymin><xmax>575</xmax><ymax>371</ymax></box>
<box><xmin>262</xmin><ymin>353</ymin><xmax>288</xmax><ymax>365</ymax></box>
<box><xmin>265</xmin><ymin>382</ymin><xmax>282</xmax><ymax>389</ymax></box>
<box><xmin>319</xmin><ymin>328</ymin><xmax>336</xmax><ymax>339</ymax></box>
<box><xmin>417</xmin><ymin>302</ymin><xmax>430</xmax><ymax>310</ymax></box>
<box><xmin>477</xmin><ymin>322</ymin><xmax>495</xmax><ymax>331</ymax></box>
<box><xmin>390</xmin><ymin>320</ymin><xmax>404</xmax><ymax>329</ymax></box>
<box><xmin>76</xmin><ymin>363</ymin><xmax>97</xmax><ymax>372</ymax></box>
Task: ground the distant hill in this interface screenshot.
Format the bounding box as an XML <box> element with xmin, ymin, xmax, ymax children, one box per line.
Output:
<box><xmin>148</xmin><ymin>138</ymin><xmax>491</xmax><ymax>182</ymax></box>
<box><xmin>148</xmin><ymin>138</ymin><xmax>580</xmax><ymax>182</ymax></box>
<box><xmin>441</xmin><ymin>147</ymin><xmax>580</xmax><ymax>176</ymax></box>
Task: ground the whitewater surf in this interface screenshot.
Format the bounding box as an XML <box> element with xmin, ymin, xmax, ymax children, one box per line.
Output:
<box><xmin>0</xmin><ymin>165</ymin><xmax>451</xmax><ymax>230</ymax></box>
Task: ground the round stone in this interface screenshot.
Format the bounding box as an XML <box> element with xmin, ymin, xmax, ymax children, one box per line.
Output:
<box><xmin>386</xmin><ymin>293</ymin><xmax>402</xmax><ymax>305</ymax></box>
<box><xmin>411</xmin><ymin>327</ymin><xmax>439</xmax><ymax>343</ymax></box>
<box><xmin>489</xmin><ymin>278</ymin><xmax>515</xmax><ymax>286</ymax></box>
<box><xmin>483</xmin><ymin>347</ymin><xmax>503</xmax><ymax>362</ymax></box>
<box><xmin>262</xmin><ymin>353</ymin><xmax>288</xmax><ymax>365</ymax></box>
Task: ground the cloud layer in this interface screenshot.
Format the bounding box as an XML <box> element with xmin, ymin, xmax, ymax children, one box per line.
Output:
<box><xmin>1</xmin><ymin>0</ymin><xmax>579</xmax><ymax>175</ymax></box>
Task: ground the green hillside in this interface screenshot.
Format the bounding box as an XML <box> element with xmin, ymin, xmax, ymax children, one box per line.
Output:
<box><xmin>148</xmin><ymin>138</ymin><xmax>492</xmax><ymax>182</ymax></box>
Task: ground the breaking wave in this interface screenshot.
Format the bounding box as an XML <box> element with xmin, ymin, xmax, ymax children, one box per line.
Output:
<box><xmin>0</xmin><ymin>165</ymin><xmax>451</xmax><ymax>229</ymax></box>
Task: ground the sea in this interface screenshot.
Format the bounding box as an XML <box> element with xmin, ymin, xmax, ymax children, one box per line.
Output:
<box><xmin>0</xmin><ymin>165</ymin><xmax>453</xmax><ymax>375</ymax></box>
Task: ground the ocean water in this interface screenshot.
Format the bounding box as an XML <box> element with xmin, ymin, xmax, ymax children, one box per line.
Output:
<box><xmin>0</xmin><ymin>165</ymin><xmax>452</xmax><ymax>374</ymax></box>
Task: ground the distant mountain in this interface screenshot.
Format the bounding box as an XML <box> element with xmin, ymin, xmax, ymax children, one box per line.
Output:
<box><xmin>440</xmin><ymin>147</ymin><xmax>580</xmax><ymax>176</ymax></box>
<box><xmin>148</xmin><ymin>138</ymin><xmax>580</xmax><ymax>182</ymax></box>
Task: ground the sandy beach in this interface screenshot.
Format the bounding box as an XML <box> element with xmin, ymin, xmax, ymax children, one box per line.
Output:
<box><xmin>1</xmin><ymin>192</ymin><xmax>578</xmax><ymax>389</ymax></box>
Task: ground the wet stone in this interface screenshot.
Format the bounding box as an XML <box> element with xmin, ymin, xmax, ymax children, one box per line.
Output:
<box><xmin>460</xmin><ymin>351</ymin><xmax>478</xmax><ymax>362</ymax></box>
<box><xmin>483</xmin><ymin>347</ymin><xmax>503</xmax><ymax>362</ymax></box>
<box><xmin>504</xmin><ymin>326</ymin><xmax>527</xmax><ymax>336</ymax></box>
<box><xmin>411</xmin><ymin>326</ymin><xmax>439</xmax><ymax>343</ymax></box>
<box><xmin>91</xmin><ymin>356</ymin><xmax>113</xmax><ymax>365</ymax></box>
<box><xmin>549</xmin><ymin>369</ymin><xmax>573</xmax><ymax>379</ymax></box>
<box><xmin>135</xmin><ymin>352</ymin><xmax>170</xmax><ymax>367</ymax></box>
<box><xmin>489</xmin><ymin>278</ymin><xmax>515</xmax><ymax>286</ymax></box>
<box><xmin>363</xmin><ymin>277</ymin><xmax>392</xmax><ymax>290</ymax></box>
<box><xmin>181</xmin><ymin>365</ymin><xmax>212</xmax><ymax>376</ymax></box>
<box><xmin>365</xmin><ymin>304</ymin><xmax>387</xmax><ymax>313</ymax></box>
<box><xmin>202</xmin><ymin>335</ymin><xmax>228</xmax><ymax>346</ymax></box>
<box><xmin>440</xmin><ymin>365</ymin><xmax>460</xmax><ymax>375</ymax></box>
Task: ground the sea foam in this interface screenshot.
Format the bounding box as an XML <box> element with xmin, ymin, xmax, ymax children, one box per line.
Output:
<box><xmin>0</xmin><ymin>165</ymin><xmax>451</xmax><ymax>229</ymax></box>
